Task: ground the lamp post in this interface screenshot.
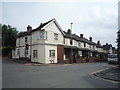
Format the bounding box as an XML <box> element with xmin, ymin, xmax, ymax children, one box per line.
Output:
<box><xmin>70</xmin><ymin>23</ymin><xmax>73</xmax><ymax>64</ymax></box>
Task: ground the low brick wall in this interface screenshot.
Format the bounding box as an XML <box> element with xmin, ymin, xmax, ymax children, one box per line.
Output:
<box><xmin>58</xmin><ymin>58</ymin><xmax>96</xmax><ymax>64</ymax></box>
<box><xmin>76</xmin><ymin>59</ymin><xmax>87</xmax><ymax>63</ymax></box>
<box><xmin>89</xmin><ymin>59</ymin><xmax>95</xmax><ymax>62</ymax></box>
<box><xmin>64</xmin><ymin>60</ymin><xmax>70</xmax><ymax>64</ymax></box>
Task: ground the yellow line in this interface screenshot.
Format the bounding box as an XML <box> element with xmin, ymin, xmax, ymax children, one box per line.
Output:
<box><xmin>93</xmin><ymin>75</ymin><xmax>120</xmax><ymax>83</ymax></box>
<box><xmin>91</xmin><ymin>68</ymin><xmax>110</xmax><ymax>74</ymax></box>
<box><xmin>91</xmin><ymin>68</ymin><xmax>120</xmax><ymax>83</ymax></box>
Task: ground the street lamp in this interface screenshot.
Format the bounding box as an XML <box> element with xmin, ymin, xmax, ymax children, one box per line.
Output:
<box><xmin>70</xmin><ymin>23</ymin><xmax>73</xmax><ymax>64</ymax></box>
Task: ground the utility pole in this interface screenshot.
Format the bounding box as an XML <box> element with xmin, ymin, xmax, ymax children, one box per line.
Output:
<box><xmin>70</xmin><ymin>23</ymin><xmax>73</xmax><ymax>64</ymax></box>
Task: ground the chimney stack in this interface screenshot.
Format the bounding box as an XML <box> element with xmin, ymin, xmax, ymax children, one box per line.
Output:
<box><xmin>80</xmin><ymin>34</ymin><xmax>83</xmax><ymax>38</ymax></box>
<box><xmin>106</xmin><ymin>43</ymin><xmax>108</xmax><ymax>45</ymax></box>
<box><xmin>27</xmin><ymin>25</ymin><xmax>32</xmax><ymax>31</ymax></box>
<box><xmin>97</xmin><ymin>41</ymin><xmax>100</xmax><ymax>45</ymax></box>
<box><xmin>67</xmin><ymin>29</ymin><xmax>71</xmax><ymax>34</ymax></box>
<box><xmin>89</xmin><ymin>37</ymin><xmax>92</xmax><ymax>41</ymax></box>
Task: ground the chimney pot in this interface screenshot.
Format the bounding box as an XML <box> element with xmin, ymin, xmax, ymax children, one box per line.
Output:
<box><xmin>97</xmin><ymin>41</ymin><xmax>100</xmax><ymax>45</ymax></box>
<box><xmin>27</xmin><ymin>25</ymin><xmax>32</xmax><ymax>31</ymax></box>
<box><xmin>67</xmin><ymin>29</ymin><xmax>71</xmax><ymax>34</ymax></box>
<box><xmin>106</xmin><ymin>43</ymin><xmax>108</xmax><ymax>45</ymax></box>
<box><xmin>80</xmin><ymin>34</ymin><xmax>83</xmax><ymax>38</ymax></box>
<box><xmin>89</xmin><ymin>37</ymin><xmax>92</xmax><ymax>41</ymax></box>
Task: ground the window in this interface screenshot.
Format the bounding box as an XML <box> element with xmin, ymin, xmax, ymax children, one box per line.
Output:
<box><xmin>89</xmin><ymin>45</ymin><xmax>91</xmax><ymax>48</ymax></box>
<box><xmin>54</xmin><ymin>33</ymin><xmax>58</xmax><ymax>40</ymax></box>
<box><xmin>39</xmin><ymin>31</ymin><xmax>47</xmax><ymax>39</ymax></box>
<box><xmin>33</xmin><ymin>50</ymin><xmax>37</xmax><ymax>58</ymax></box>
<box><xmin>78</xmin><ymin>42</ymin><xmax>81</xmax><ymax>47</ymax></box>
<box><xmin>78</xmin><ymin>51</ymin><xmax>82</xmax><ymax>56</ymax></box>
<box><xmin>70</xmin><ymin>39</ymin><xmax>73</xmax><ymax>45</ymax></box>
<box><xmin>84</xmin><ymin>42</ymin><xmax>86</xmax><ymax>47</ymax></box>
<box><xmin>49</xmin><ymin>50</ymin><xmax>55</xmax><ymax>57</ymax></box>
<box><xmin>25</xmin><ymin>37</ymin><xmax>28</xmax><ymax>42</ymax></box>
<box><xmin>63</xmin><ymin>38</ymin><xmax>65</xmax><ymax>44</ymax></box>
<box><xmin>17</xmin><ymin>49</ymin><xmax>20</xmax><ymax>56</ymax></box>
<box><xmin>25</xmin><ymin>49</ymin><xmax>28</xmax><ymax>56</ymax></box>
<box><xmin>17</xmin><ymin>39</ymin><xmax>20</xmax><ymax>45</ymax></box>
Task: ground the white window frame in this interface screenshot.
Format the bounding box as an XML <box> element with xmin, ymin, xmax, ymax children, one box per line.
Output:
<box><xmin>17</xmin><ymin>49</ymin><xmax>20</xmax><ymax>56</ymax></box>
<box><xmin>16</xmin><ymin>39</ymin><xmax>20</xmax><ymax>45</ymax></box>
<box><xmin>33</xmin><ymin>50</ymin><xmax>37</xmax><ymax>58</ymax></box>
<box><xmin>54</xmin><ymin>33</ymin><xmax>58</xmax><ymax>40</ymax></box>
<box><xmin>78</xmin><ymin>42</ymin><xmax>81</xmax><ymax>47</ymax></box>
<box><xmin>25</xmin><ymin>48</ymin><xmax>28</xmax><ymax>56</ymax></box>
<box><xmin>39</xmin><ymin>30</ymin><xmax>47</xmax><ymax>39</ymax></box>
<box><xmin>49</xmin><ymin>50</ymin><xmax>55</xmax><ymax>57</ymax></box>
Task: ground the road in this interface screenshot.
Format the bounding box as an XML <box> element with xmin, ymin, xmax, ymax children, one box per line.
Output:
<box><xmin>2</xmin><ymin>58</ymin><xmax>119</xmax><ymax>88</ymax></box>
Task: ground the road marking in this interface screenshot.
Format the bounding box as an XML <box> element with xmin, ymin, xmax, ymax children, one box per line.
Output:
<box><xmin>91</xmin><ymin>68</ymin><xmax>120</xmax><ymax>83</ymax></box>
<box><xmin>91</xmin><ymin>68</ymin><xmax>110</xmax><ymax>75</ymax></box>
<box><xmin>93</xmin><ymin>74</ymin><xmax>120</xmax><ymax>83</ymax></box>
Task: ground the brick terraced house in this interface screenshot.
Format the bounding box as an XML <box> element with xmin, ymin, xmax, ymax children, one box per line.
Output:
<box><xmin>12</xmin><ymin>18</ymin><xmax>114</xmax><ymax>64</ymax></box>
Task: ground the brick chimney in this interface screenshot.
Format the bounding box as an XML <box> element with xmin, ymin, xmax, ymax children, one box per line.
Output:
<box><xmin>89</xmin><ymin>37</ymin><xmax>92</xmax><ymax>41</ymax></box>
<box><xmin>67</xmin><ymin>29</ymin><xmax>71</xmax><ymax>34</ymax></box>
<box><xmin>106</xmin><ymin>43</ymin><xmax>108</xmax><ymax>45</ymax></box>
<box><xmin>97</xmin><ymin>41</ymin><xmax>100</xmax><ymax>45</ymax></box>
<box><xmin>27</xmin><ymin>25</ymin><xmax>32</xmax><ymax>31</ymax></box>
<box><xmin>80</xmin><ymin>34</ymin><xmax>83</xmax><ymax>38</ymax></box>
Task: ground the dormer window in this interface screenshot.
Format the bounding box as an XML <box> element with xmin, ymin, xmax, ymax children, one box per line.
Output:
<box><xmin>39</xmin><ymin>30</ymin><xmax>47</xmax><ymax>39</ymax></box>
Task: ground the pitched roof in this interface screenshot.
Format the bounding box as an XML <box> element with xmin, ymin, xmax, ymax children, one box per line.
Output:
<box><xmin>18</xmin><ymin>18</ymin><xmax>64</xmax><ymax>37</ymax></box>
<box><xmin>63</xmin><ymin>31</ymin><xmax>97</xmax><ymax>45</ymax></box>
<box><xmin>102</xmin><ymin>44</ymin><xmax>112</xmax><ymax>50</ymax></box>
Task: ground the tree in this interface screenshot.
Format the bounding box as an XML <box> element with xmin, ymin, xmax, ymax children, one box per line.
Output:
<box><xmin>2</xmin><ymin>24</ymin><xmax>18</xmax><ymax>47</ymax></box>
<box><xmin>1</xmin><ymin>24</ymin><xmax>18</xmax><ymax>56</ymax></box>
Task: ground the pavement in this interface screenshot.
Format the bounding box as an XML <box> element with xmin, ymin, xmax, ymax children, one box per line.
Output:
<box><xmin>2</xmin><ymin>57</ymin><xmax>71</xmax><ymax>67</ymax></box>
<box><xmin>92</xmin><ymin>65</ymin><xmax>120</xmax><ymax>83</ymax></box>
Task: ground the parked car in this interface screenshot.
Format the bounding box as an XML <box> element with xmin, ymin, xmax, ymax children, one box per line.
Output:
<box><xmin>107</xmin><ymin>54</ymin><xmax>118</xmax><ymax>64</ymax></box>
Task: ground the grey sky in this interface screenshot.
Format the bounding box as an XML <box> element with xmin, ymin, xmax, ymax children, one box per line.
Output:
<box><xmin>1</xmin><ymin>0</ymin><xmax>119</xmax><ymax>47</ymax></box>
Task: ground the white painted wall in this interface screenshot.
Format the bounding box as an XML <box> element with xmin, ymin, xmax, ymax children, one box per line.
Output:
<box><xmin>45</xmin><ymin>45</ymin><xmax>57</xmax><ymax>64</ymax></box>
<box><xmin>31</xmin><ymin>44</ymin><xmax>45</xmax><ymax>63</ymax></box>
<box><xmin>44</xmin><ymin>21</ymin><xmax>64</xmax><ymax>45</ymax></box>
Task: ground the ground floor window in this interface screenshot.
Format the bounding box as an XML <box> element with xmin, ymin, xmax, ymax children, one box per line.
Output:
<box><xmin>49</xmin><ymin>50</ymin><xmax>55</xmax><ymax>57</ymax></box>
<box><xmin>25</xmin><ymin>49</ymin><xmax>28</xmax><ymax>56</ymax></box>
<box><xmin>33</xmin><ymin>50</ymin><xmax>37</xmax><ymax>58</ymax></box>
<box><xmin>17</xmin><ymin>49</ymin><xmax>20</xmax><ymax>56</ymax></box>
<box><xmin>78</xmin><ymin>51</ymin><xmax>82</xmax><ymax>56</ymax></box>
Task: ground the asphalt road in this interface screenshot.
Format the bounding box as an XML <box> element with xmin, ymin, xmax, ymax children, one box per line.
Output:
<box><xmin>2</xmin><ymin>58</ymin><xmax>119</xmax><ymax>88</ymax></box>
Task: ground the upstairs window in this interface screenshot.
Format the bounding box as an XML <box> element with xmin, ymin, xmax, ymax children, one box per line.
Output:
<box><xmin>39</xmin><ymin>30</ymin><xmax>47</xmax><ymax>39</ymax></box>
<box><xmin>89</xmin><ymin>45</ymin><xmax>91</xmax><ymax>48</ymax></box>
<box><xmin>25</xmin><ymin>37</ymin><xmax>28</xmax><ymax>42</ymax></box>
<box><xmin>63</xmin><ymin>38</ymin><xmax>65</xmax><ymax>44</ymax></box>
<box><xmin>54</xmin><ymin>33</ymin><xmax>58</xmax><ymax>40</ymax></box>
<box><xmin>84</xmin><ymin>42</ymin><xmax>86</xmax><ymax>47</ymax></box>
<box><xmin>16</xmin><ymin>39</ymin><xmax>20</xmax><ymax>45</ymax></box>
<box><xmin>78</xmin><ymin>42</ymin><xmax>81</xmax><ymax>47</ymax></box>
<box><xmin>70</xmin><ymin>39</ymin><xmax>73</xmax><ymax>45</ymax></box>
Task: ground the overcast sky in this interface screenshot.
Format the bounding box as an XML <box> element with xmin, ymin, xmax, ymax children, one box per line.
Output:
<box><xmin>1</xmin><ymin>0</ymin><xmax>119</xmax><ymax>47</ymax></box>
